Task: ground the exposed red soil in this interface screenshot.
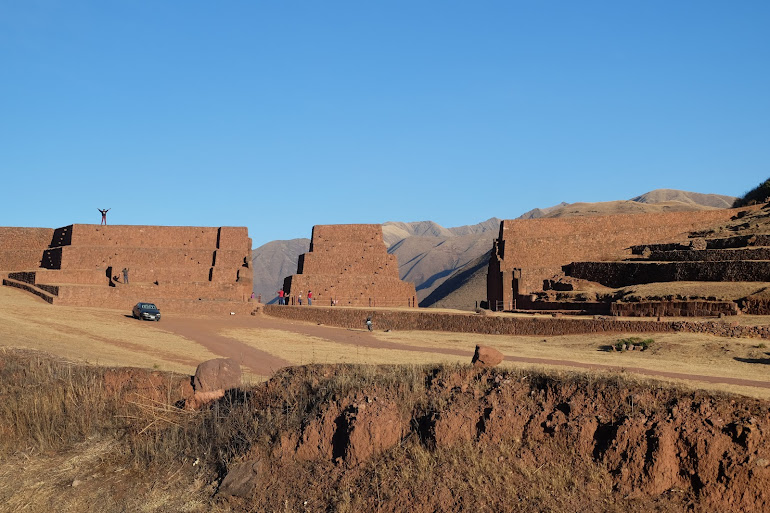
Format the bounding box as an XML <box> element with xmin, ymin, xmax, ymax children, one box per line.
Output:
<box><xmin>215</xmin><ymin>364</ymin><xmax>770</xmax><ymax>512</ymax></box>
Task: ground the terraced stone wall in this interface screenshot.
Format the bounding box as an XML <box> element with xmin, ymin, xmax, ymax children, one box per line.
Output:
<box><xmin>610</xmin><ymin>300</ymin><xmax>739</xmax><ymax>317</ymax></box>
<box><xmin>283</xmin><ymin>224</ymin><xmax>417</xmax><ymax>307</ymax></box>
<box><xmin>1</xmin><ymin>224</ymin><xmax>254</xmax><ymax>313</ymax></box>
<box><xmin>0</xmin><ymin>227</ymin><xmax>53</xmax><ymax>272</ymax></box>
<box><xmin>488</xmin><ymin>208</ymin><xmax>742</xmax><ymax>310</ymax></box>
<box><xmin>647</xmin><ymin>248</ymin><xmax>770</xmax><ymax>262</ymax></box>
<box><xmin>62</xmin><ymin>224</ymin><xmax>220</xmax><ymax>248</ymax></box>
<box><xmin>564</xmin><ymin>261</ymin><xmax>770</xmax><ymax>288</ymax></box>
<box><xmin>264</xmin><ymin>305</ymin><xmax>770</xmax><ymax>339</ymax></box>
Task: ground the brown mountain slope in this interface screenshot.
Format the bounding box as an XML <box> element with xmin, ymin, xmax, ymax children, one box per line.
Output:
<box><xmin>251</xmin><ymin>238</ymin><xmax>309</xmax><ymax>304</ymax></box>
<box><xmin>381</xmin><ymin>218</ymin><xmax>500</xmax><ymax>246</ymax></box>
<box><xmin>518</xmin><ymin>190</ymin><xmax>735</xmax><ymax>219</ymax></box>
<box><xmin>631</xmin><ymin>188</ymin><xmax>736</xmax><ymax>208</ymax></box>
<box><xmin>390</xmin><ymin>232</ymin><xmax>495</xmax><ymax>302</ymax></box>
<box><xmin>419</xmin><ymin>250</ymin><xmax>490</xmax><ymax>309</ymax></box>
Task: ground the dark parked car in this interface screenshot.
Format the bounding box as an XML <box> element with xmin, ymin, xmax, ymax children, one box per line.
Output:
<box><xmin>132</xmin><ymin>302</ymin><xmax>161</xmax><ymax>321</ymax></box>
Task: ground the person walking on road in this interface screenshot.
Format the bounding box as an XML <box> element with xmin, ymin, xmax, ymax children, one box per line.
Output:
<box><xmin>307</xmin><ymin>290</ymin><xmax>313</xmax><ymax>306</ymax></box>
<box><xmin>98</xmin><ymin>208</ymin><xmax>110</xmax><ymax>225</ymax></box>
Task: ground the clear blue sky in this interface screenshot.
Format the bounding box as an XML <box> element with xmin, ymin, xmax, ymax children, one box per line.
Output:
<box><xmin>1</xmin><ymin>1</ymin><xmax>768</xmax><ymax>248</ymax></box>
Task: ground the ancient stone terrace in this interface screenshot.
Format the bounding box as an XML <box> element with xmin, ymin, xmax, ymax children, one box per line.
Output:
<box><xmin>282</xmin><ymin>224</ymin><xmax>417</xmax><ymax>307</ymax></box>
<box><xmin>0</xmin><ymin>227</ymin><xmax>53</xmax><ymax>272</ymax></box>
<box><xmin>558</xmin><ymin>229</ymin><xmax>770</xmax><ymax>316</ymax></box>
<box><xmin>487</xmin><ymin>208</ymin><xmax>742</xmax><ymax>312</ymax></box>
<box><xmin>1</xmin><ymin>224</ymin><xmax>254</xmax><ymax>315</ymax></box>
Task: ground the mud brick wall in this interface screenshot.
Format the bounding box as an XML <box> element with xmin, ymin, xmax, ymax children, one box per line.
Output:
<box><xmin>0</xmin><ymin>227</ymin><xmax>54</xmax><ymax>249</ymax></box>
<box><xmin>610</xmin><ymin>301</ymin><xmax>739</xmax><ymax>317</ymax></box>
<box><xmin>264</xmin><ymin>305</ymin><xmax>770</xmax><ymax>339</ymax></box>
<box><xmin>210</xmin><ymin>267</ymin><xmax>239</xmax><ymax>283</ymax></box>
<box><xmin>284</xmin><ymin>224</ymin><xmax>417</xmax><ymax>307</ymax></box>
<box><xmin>488</xmin><ymin>208</ymin><xmax>744</xmax><ymax>309</ymax></box>
<box><xmin>55</xmin><ymin>282</ymin><xmax>244</xmax><ymax>303</ymax></box>
<box><xmin>51</xmin><ymin>287</ymin><xmax>255</xmax><ymax>314</ymax></box>
<box><xmin>0</xmin><ymin>249</ymin><xmax>47</xmax><ymax>272</ymax></box>
<box><xmin>299</xmin><ymin>252</ymin><xmax>399</xmax><ymax>275</ymax></box>
<box><xmin>631</xmin><ymin>235</ymin><xmax>770</xmax><ymax>254</ymax></box>
<box><xmin>564</xmin><ymin>261</ymin><xmax>770</xmax><ymax>288</ymax></box>
<box><xmin>0</xmin><ymin>227</ymin><xmax>53</xmax><ymax>271</ymax></box>
<box><xmin>310</xmin><ymin>224</ymin><xmax>383</xmax><ymax>247</ymax></box>
<box><xmin>66</xmin><ymin>225</ymin><xmax>221</xmax><ymax>249</ymax></box>
<box><xmin>43</xmin><ymin>247</ymin><xmax>218</xmax><ymax>270</ymax></box>
<box><xmin>117</xmin><ymin>267</ymin><xmax>212</xmax><ymax>283</ymax></box>
<box><xmin>217</xmin><ymin>227</ymin><xmax>251</xmax><ymax>251</ymax></box>
<box><xmin>28</xmin><ymin>269</ymin><xmax>110</xmax><ymax>285</ymax></box>
<box><xmin>631</xmin><ymin>242</ymin><xmax>691</xmax><ymax>254</ymax></box>
<box><xmin>284</xmin><ymin>274</ymin><xmax>417</xmax><ymax>307</ymax></box>
<box><xmin>213</xmin><ymin>249</ymin><xmax>248</xmax><ymax>268</ymax></box>
<box><xmin>705</xmin><ymin>235</ymin><xmax>770</xmax><ymax>249</ymax></box>
<box><xmin>649</xmin><ymin>248</ymin><xmax>770</xmax><ymax>262</ymax></box>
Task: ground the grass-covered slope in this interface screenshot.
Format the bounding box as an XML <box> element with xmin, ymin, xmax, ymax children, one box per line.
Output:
<box><xmin>3</xmin><ymin>349</ymin><xmax>770</xmax><ymax>513</ymax></box>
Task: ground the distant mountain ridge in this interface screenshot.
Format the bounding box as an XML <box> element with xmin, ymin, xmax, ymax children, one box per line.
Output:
<box><xmin>251</xmin><ymin>189</ymin><xmax>737</xmax><ymax>306</ymax></box>
<box><xmin>631</xmin><ymin>189</ymin><xmax>735</xmax><ymax>208</ymax></box>
<box><xmin>382</xmin><ymin>218</ymin><xmax>500</xmax><ymax>246</ymax></box>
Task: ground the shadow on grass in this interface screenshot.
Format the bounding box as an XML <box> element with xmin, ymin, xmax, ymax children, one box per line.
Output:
<box><xmin>734</xmin><ymin>353</ymin><xmax>770</xmax><ymax>365</ymax></box>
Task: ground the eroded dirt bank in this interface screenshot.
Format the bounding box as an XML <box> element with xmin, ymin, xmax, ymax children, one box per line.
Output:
<box><xmin>216</xmin><ymin>365</ymin><xmax>770</xmax><ymax>512</ymax></box>
<box><xmin>3</xmin><ymin>350</ymin><xmax>770</xmax><ymax>512</ymax></box>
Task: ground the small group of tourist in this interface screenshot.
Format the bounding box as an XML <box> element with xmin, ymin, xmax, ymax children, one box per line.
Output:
<box><xmin>276</xmin><ymin>289</ymin><xmax>313</xmax><ymax>305</ymax></box>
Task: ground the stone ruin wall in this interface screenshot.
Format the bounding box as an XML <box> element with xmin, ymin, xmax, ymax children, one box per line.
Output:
<box><xmin>488</xmin><ymin>208</ymin><xmax>741</xmax><ymax>310</ymax></box>
<box><xmin>610</xmin><ymin>300</ymin><xmax>739</xmax><ymax>317</ymax></box>
<box><xmin>564</xmin><ymin>261</ymin><xmax>770</xmax><ymax>289</ymax></box>
<box><xmin>1</xmin><ymin>224</ymin><xmax>254</xmax><ymax>314</ymax></box>
<box><xmin>283</xmin><ymin>224</ymin><xmax>417</xmax><ymax>307</ymax></box>
<box><xmin>0</xmin><ymin>227</ymin><xmax>54</xmax><ymax>272</ymax></box>
<box><xmin>264</xmin><ymin>304</ymin><xmax>770</xmax><ymax>340</ymax></box>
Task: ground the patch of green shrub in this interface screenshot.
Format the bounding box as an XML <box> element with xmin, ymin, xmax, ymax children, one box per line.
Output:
<box><xmin>614</xmin><ymin>337</ymin><xmax>655</xmax><ymax>352</ymax></box>
<box><xmin>733</xmin><ymin>178</ymin><xmax>770</xmax><ymax>208</ymax></box>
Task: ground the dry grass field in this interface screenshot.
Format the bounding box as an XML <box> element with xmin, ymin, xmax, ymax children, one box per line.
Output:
<box><xmin>0</xmin><ymin>286</ymin><xmax>218</xmax><ymax>374</ymax></box>
<box><xmin>3</xmin><ymin>285</ymin><xmax>770</xmax><ymax>399</ymax></box>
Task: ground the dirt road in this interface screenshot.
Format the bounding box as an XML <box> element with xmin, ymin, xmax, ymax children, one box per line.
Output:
<box><xmin>159</xmin><ymin>313</ymin><xmax>770</xmax><ymax>391</ymax></box>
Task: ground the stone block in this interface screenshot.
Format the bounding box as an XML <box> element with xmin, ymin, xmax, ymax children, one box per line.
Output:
<box><xmin>193</xmin><ymin>357</ymin><xmax>242</xmax><ymax>393</ymax></box>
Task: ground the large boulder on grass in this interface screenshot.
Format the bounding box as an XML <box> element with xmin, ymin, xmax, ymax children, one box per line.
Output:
<box><xmin>193</xmin><ymin>357</ymin><xmax>241</xmax><ymax>393</ymax></box>
<box><xmin>471</xmin><ymin>345</ymin><xmax>504</xmax><ymax>368</ymax></box>
<box><xmin>187</xmin><ymin>358</ymin><xmax>242</xmax><ymax>409</ymax></box>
